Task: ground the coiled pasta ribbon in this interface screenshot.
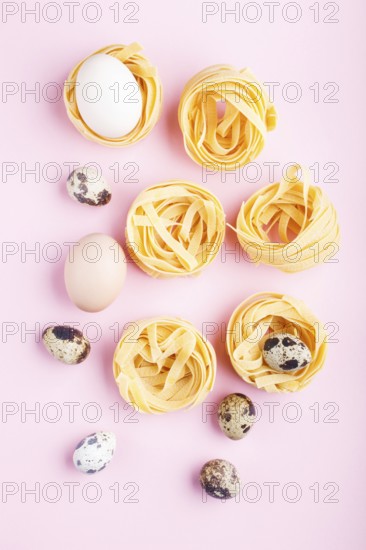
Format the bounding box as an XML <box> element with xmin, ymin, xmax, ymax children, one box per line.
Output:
<box><xmin>230</xmin><ymin>164</ymin><xmax>340</xmax><ymax>272</ymax></box>
<box><xmin>113</xmin><ymin>317</ymin><xmax>216</xmax><ymax>413</ymax></box>
<box><xmin>178</xmin><ymin>65</ymin><xmax>277</xmax><ymax>169</ymax></box>
<box><xmin>226</xmin><ymin>292</ymin><xmax>327</xmax><ymax>393</ymax></box>
<box><xmin>64</xmin><ymin>42</ymin><xmax>162</xmax><ymax>146</ymax></box>
<box><xmin>126</xmin><ymin>180</ymin><xmax>226</xmax><ymax>277</ymax></box>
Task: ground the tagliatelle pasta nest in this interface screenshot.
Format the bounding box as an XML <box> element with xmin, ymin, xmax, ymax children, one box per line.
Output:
<box><xmin>230</xmin><ymin>164</ymin><xmax>340</xmax><ymax>272</ymax></box>
<box><xmin>226</xmin><ymin>292</ymin><xmax>327</xmax><ymax>393</ymax></box>
<box><xmin>178</xmin><ymin>65</ymin><xmax>277</xmax><ymax>169</ymax></box>
<box><xmin>63</xmin><ymin>42</ymin><xmax>162</xmax><ymax>146</ymax></box>
<box><xmin>125</xmin><ymin>180</ymin><xmax>226</xmax><ymax>277</ymax></box>
<box><xmin>113</xmin><ymin>317</ymin><xmax>216</xmax><ymax>413</ymax></box>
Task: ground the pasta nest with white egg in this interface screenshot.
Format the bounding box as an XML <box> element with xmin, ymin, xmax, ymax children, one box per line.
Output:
<box><xmin>113</xmin><ymin>317</ymin><xmax>216</xmax><ymax>413</ymax></box>
<box><xmin>226</xmin><ymin>292</ymin><xmax>328</xmax><ymax>393</ymax></box>
<box><xmin>63</xmin><ymin>42</ymin><xmax>162</xmax><ymax>146</ymax></box>
<box><xmin>125</xmin><ymin>180</ymin><xmax>226</xmax><ymax>277</ymax></box>
<box><xmin>178</xmin><ymin>65</ymin><xmax>277</xmax><ymax>169</ymax></box>
<box><xmin>230</xmin><ymin>164</ymin><xmax>340</xmax><ymax>272</ymax></box>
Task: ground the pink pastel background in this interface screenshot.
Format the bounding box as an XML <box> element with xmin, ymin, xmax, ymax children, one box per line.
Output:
<box><xmin>1</xmin><ymin>1</ymin><xmax>365</xmax><ymax>548</ymax></box>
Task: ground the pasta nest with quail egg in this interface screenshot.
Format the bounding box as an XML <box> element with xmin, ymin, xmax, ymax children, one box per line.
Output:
<box><xmin>226</xmin><ymin>292</ymin><xmax>328</xmax><ymax>392</ymax></box>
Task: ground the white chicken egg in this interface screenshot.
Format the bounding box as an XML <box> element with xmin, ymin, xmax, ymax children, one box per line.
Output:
<box><xmin>75</xmin><ymin>53</ymin><xmax>142</xmax><ymax>139</ymax></box>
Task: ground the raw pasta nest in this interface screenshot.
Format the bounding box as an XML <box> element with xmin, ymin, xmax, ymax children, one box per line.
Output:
<box><xmin>178</xmin><ymin>65</ymin><xmax>277</xmax><ymax>169</ymax></box>
<box><xmin>125</xmin><ymin>180</ymin><xmax>226</xmax><ymax>277</ymax></box>
<box><xmin>63</xmin><ymin>42</ymin><xmax>163</xmax><ymax>147</ymax></box>
<box><xmin>113</xmin><ymin>317</ymin><xmax>216</xmax><ymax>413</ymax></box>
<box><xmin>230</xmin><ymin>164</ymin><xmax>340</xmax><ymax>272</ymax></box>
<box><xmin>226</xmin><ymin>292</ymin><xmax>327</xmax><ymax>393</ymax></box>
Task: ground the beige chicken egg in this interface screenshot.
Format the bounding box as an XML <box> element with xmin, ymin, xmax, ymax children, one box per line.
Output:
<box><xmin>64</xmin><ymin>233</ymin><xmax>126</xmax><ymax>312</ymax></box>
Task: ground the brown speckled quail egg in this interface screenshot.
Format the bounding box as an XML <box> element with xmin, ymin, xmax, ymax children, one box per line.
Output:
<box><xmin>73</xmin><ymin>431</ymin><xmax>116</xmax><ymax>474</ymax></box>
<box><xmin>200</xmin><ymin>459</ymin><xmax>240</xmax><ymax>499</ymax></box>
<box><xmin>66</xmin><ymin>166</ymin><xmax>111</xmax><ymax>206</ymax></box>
<box><xmin>218</xmin><ymin>393</ymin><xmax>256</xmax><ymax>440</ymax></box>
<box><xmin>263</xmin><ymin>332</ymin><xmax>312</xmax><ymax>373</ymax></box>
<box><xmin>42</xmin><ymin>325</ymin><xmax>90</xmax><ymax>365</ymax></box>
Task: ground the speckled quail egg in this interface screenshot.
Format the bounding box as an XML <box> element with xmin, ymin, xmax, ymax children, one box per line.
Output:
<box><xmin>42</xmin><ymin>325</ymin><xmax>90</xmax><ymax>365</ymax></box>
<box><xmin>66</xmin><ymin>166</ymin><xmax>111</xmax><ymax>206</ymax></box>
<box><xmin>73</xmin><ymin>431</ymin><xmax>116</xmax><ymax>474</ymax></box>
<box><xmin>218</xmin><ymin>393</ymin><xmax>256</xmax><ymax>440</ymax></box>
<box><xmin>263</xmin><ymin>332</ymin><xmax>312</xmax><ymax>373</ymax></box>
<box><xmin>200</xmin><ymin>459</ymin><xmax>240</xmax><ymax>499</ymax></box>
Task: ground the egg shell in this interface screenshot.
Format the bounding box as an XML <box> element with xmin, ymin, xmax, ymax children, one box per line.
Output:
<box><xmin>218</xmin><ymin>393</ymin><xmax>255</xmax><ymax>440</ymax></box>
<box><xmin>75</xmin><ymin>53</ymin><xmax>142</xmax><ymax>139</ymax></box>
<box><xmin>42</xmin><ymin>325</ymin><xmax>90</xmax><ymax>365</ymax></box>
<box><xmin>67</xmin><ymin>166</ymin><xmax>111</xmax><ymax>206</ymax></box>
<box><xmin>263</xmin><ymin>332</ymin><xmax>312</xmax><ymax>373</ymax></box>
<box><xmin>200</xmin><ymin>459</ymin><xmax>240</xmax><ymax>499</ymax></box>
<box><xmin>73</xmin><ymin>431</ymin><xmax>116</xmax><ymax>474</ymax></box>
<box><xmin>64</xmin><ymin>233</ymin><xmax>126</xmax><ymax>312</ymax></box>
